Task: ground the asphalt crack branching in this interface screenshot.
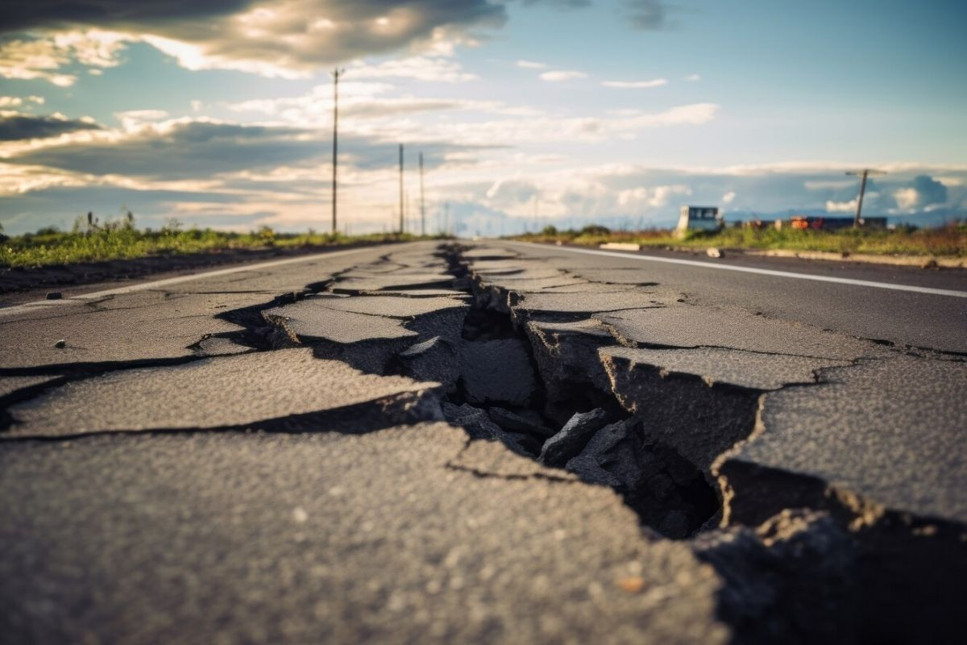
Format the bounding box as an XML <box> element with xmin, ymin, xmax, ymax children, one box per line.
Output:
<box><xmin>6</xmin><ymin>242</ymin><xmax>966</xmax><ymax>642</ymax></box>
<box><xmin>439</xmin><ymin>243</ymin><xmax>722</xmax><ymax>539</ymax></box>
<box><xmin>451</xmin><ymin>241</ymin><xmax>967</xmax><ymax>643</ymax></box>
<box><xmin>443</xmin><ymin>437</ymin><xmax>579</xmax><ymax>484</ymax></box>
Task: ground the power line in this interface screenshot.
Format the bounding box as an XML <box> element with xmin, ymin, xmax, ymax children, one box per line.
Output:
<box><xmin>419</xmin><ymin>152</ymin><xmax>426</xmax><ymax>237</ymax></box>
<box><xmin>398</xmin><ymin>143</ymin><xmax>405</xmax><ymax>234</ymax></box>
<box><xmin>845</xmin><ymin>168</ymin><xmax>885</xmax><ymax>228</ymax></box>
<box><xmin>330</xmin><ymin>68</ymin><xmax>344</xmax><ymax>235</ymax></box>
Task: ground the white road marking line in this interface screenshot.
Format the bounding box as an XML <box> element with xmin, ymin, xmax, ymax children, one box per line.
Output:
<box><xmin>0</xmin><ymin>246</ymin><xmax>380</xmax><ymax>318</ymax></box>
<box><xmin>505</xmin><ymin>242</ymin><xmax>967</xmax><ymax>299</ymax></box>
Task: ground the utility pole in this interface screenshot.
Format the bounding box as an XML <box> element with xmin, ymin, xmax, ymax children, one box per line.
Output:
<box><xmin>845</xmin><ymin>168</ymin><xmax>885</xmax><ymax>228</ymax></box>
<box><xmin>398</xmin><ymin>144</ymin><xmax>404</xmax><ymax>234</ymax></box>
<box><xmin>330</xmin><ymin>68</ymin><xmax>344</xmax><ymax>235</ymax></box>
<box><xmin>419</xmin><ymin>152</ymin><xmax>426</xmax><ymax>237</ymax></box>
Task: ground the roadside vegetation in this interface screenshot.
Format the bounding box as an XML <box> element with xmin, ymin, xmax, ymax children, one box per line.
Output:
<box><xmin>514</xmin><ymin>222</ymin><xmax>966</xmax><ymax>258</ymax></box>
<box><xmin>0</xmin><ymin>213</ymin><xmax>432</xmax><ymax>268</ymax></box>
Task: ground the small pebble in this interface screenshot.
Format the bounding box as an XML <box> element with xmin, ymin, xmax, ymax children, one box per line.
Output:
<box><xmin>46</xmin><ymin>292</ymin><xmax>63</xmax><ymax>300</ymax></box>
<box><xmin>616</xmin><ymin>576</ymin><xmax>646</xmax><ymax>593</ymax></box>
<box><xmin>54</xmin><ymin>339</ymin><xmax>67</xmax><ymax>349</ymax></box>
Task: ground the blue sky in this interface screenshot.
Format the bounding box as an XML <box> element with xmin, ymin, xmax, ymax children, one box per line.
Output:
<box><xmin>1</xmin><ymin>0</ymin><xmax>965</xmax><ymax>235</ymax></box>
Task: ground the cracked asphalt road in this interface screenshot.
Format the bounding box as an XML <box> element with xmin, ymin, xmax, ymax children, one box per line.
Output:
<box><xmin>1</xmin><ymin>240</ymin><xmax>965</xmax><ymax>644</ymax></box>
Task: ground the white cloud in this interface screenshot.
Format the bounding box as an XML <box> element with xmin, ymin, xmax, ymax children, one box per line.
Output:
<box><xmin>617</xmin><ymin>184</ymin><xmax>691</xmax><ymax>208</ymax></box>
<box><xmin>684</xmin><ymin>73</ymin><xmax>701</xmax><ymax>82</ymax></box>
<box><xmin>933</xmin><ymin>176</ymin><xmax>965</xmax><ymax>187</ymax></box>
<box><xmin>224</xmin><ymin>81</ymin><xmax>519</xmax><ymax>127</ymax></box>
<box><xmin>115</xmin><ymin>110</ymin><xmax>169</xmax><ymax>130</ymax></box>
<box><xmin>893</xmin><ymin>187</ymin><xmax>919</xmax><ymax>210</ymax></box>
<box><xmin>0</xmin><ymin>30</ymin><xmax>129</xmax><ymax>86</ymax></box>
<box><xmin>347</xmin><ymin>56</ymin><xmax>478</xmax><ymax>83</ymax></box>
<box><xmin>804</xmin><ymin>179</ymin><xmax>855</xmax><ymax>190</ymax></box>
<box><xmin>601</xmin><ymin>78</ymin><xmax>667</xmax><ymax>89</ymax></box>
<box><xmin>722</xmin><ymin>191</ymin><xmax>736</xmax><ymax>204</ymax></box>
<box><xmin>0</xmin><ymin>97</ymin><xmax>23</xmax><ymax>108</ymax></box>
<box><xmin>516</xmin><ymin>60</ymin><xmax>546</xmax><ymax>69</ymax></box>
<box><xmin>825</xmin><ymin>198</ymin><xmax>857</xmax><ymax>213</ymax></box>
<box><xmin>540</xmin><ymin>70</ymin><xmax>587</xmax><ymax>82</ymax></box>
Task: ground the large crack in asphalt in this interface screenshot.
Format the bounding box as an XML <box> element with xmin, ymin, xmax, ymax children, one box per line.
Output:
<box><xmin>440</xmin><ymin>243</ymin><xmax>967</xmax><ymax>644</ymax></box>
<box><xmin>3</xmin><ymin>241</ymin><xmax>965</xmax><ymax>643</ymax></box>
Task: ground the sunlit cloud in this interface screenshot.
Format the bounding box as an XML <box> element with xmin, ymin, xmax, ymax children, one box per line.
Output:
<box><xmin>539</xmin><ymin>70</ymin><xmax>588</xmax><ymax>82</ymax></box>
<box><xmin>601</xmin><ymin>78</ymin><xmax>667</xmax><ymax>89</ymax></box>
<box><xmin>347</xmin><ymin>55</ymin><xmax>478</xmax><ymax>83</ymax></box>
<box><xmin>0</xmin><ymin>30</ymin><xmax>130</xmax><ymax>86</ymax></box>
<box><xmin>0</xmin><ymin>1</ymin><xmax>507</xmax><ymax>78</ymax></box>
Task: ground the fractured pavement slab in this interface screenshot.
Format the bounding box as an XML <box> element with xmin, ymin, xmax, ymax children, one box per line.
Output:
<box><xmin>264</xmin><ymin>300</ymin><xmax>418</xmax><ymax>344</ymax></box>
<box><xmin>718</xmin><ymin>355</ymin><xmax>967</xmax><ymax>526</ymax></box>
<box><xmin>595</xmin><ymin>304</ymin><xmax>884</xmax><ymax>361</ymax></box>
<box><xmin>515</xmin><ymin>291</ymin><xmax>664</xmax><ymax>316</ymax></box>
<box><xmin>0</xmin><ymin>291</ymin><xmax>267</xmax><ymax>369</ymax></box>
<box><xmin>600</xmin><ymin>346</ymin><xmax>849</xmax><ymax>392</ymax></box>
<box><xmin>4</xmin><ymin>348</ymin><xmax>441</xmax><ymax>438</ymax></box>
<box><xmin>0</xmin><ymin>425</ymin><xmax>728</xmax><ymax>644</ymax></box>
<box><xmin>597</xmin><ymin>346</ymin><xmax>850</xmax><ymax>472</ymax></box>
<box><xmin>304</xmin><ymin>293</ymin><xmax>468</xmax><ymax>319</ymax></box>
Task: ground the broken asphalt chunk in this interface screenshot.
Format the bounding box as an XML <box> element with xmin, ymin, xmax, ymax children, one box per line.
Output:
<box><xmin>263</xmin><ymin>299</ymin><xmax>418</xmax><ymax>344</ymax></box>
<box><xmin>539</xmin><ymin>408</ymin><xmax>611</xmax><ymax>467</ymax></box>
<box><xmin>441</xmin><ymin>402</ymin><xmax>534</xmax><ymax>456</ymax></box>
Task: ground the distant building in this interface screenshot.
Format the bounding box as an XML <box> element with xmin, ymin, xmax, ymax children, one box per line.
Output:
<box><xmin>676</xmin><ymin>206</ymin><xmax>722</xmax><ymax>236</ymax></box>
<box><xmin>775</xmin><ymin>215</ymin><xmax>887</xmax><ymax>231</ymax></box>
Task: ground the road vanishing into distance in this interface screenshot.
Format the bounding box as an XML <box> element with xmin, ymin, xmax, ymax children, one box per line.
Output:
<box><xmin>1</xmin><ymin>240</ymin><xmax>965</xmax><ymax>644</ymax></box>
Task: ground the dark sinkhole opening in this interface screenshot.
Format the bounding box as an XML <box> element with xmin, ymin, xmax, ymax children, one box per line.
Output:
<box><xmin>439</xmin><ymin>244</ymin><xmax>720</xmax><ymax>539</ymax></box>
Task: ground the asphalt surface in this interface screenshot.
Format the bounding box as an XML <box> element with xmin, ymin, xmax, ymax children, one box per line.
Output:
<box><xmin>502</xmin><ymin>242</ymin><xmax>967</xmax><ymax>353</ymax></box>
<box><xmin>1</xmin><ymin>240</ymin><xmax>965</xmax><ymax>643</ymax></box>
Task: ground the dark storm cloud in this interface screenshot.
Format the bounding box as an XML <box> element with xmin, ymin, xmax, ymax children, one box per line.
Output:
<box><xmin>7</xmin><ymin>118</ymin><xmax>493</xmax><ymax>182</ymax></box>
<box><xmin>520</xmin><ymin>0</ymin><xmax>592</xmax><ymax>8</ymax></box>
<box><xmin>0</xmin><ymin>1</ymin><xmax>256</xmax><ymax>33</ymax></box>
<box><xmin>0</xmin><ymin>114</ymin><xmax>101</xmax><ymax>141</ymax></box>
<box><xmin>909</xmin><ymin>175</ymin><xmax>948</xmax><ymax>207</ymax></box>
<box><xmin>9</xmin><ymin>121</ymin><xmax>321</xmax><ymax>179</ymax></box>
<box><xmin>623</xmin><ymin>0</ymin><xmax>672</xmax><ymax>30</ymax></box>
<box><xmin>0</xmin><ymin>1</ymin><xmax>508</xmax><ymax>71</ymax></box>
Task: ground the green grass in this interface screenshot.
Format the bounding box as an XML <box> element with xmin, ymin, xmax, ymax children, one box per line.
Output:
<box><xmin>0</xmin><ymin>223</ymin><xmax>431</xmax><ymax>269</ymax></box>
<box><xmin>515</xmin><ymin>223</ymin><xmax>967</xmax><ymax>258</ymax></box>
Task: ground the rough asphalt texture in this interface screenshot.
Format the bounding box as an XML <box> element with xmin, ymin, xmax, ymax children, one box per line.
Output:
<box><xmin>1</xmin><ymin>240</ymin><xmax>965</xmax><ymax>644</ymax></box>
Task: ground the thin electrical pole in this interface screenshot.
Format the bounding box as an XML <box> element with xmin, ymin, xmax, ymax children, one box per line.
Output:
<box><xmin>398</xmin><ymin>144</ymin><xmax>404</xmax><ymax>234</ymax></box>
<box><xmin>330</xmin><ymin>68</ymin><xmax>344</xmax><ymax>235</ymax></box>
<box><xmin>845</xmin><ymin>168</ymin><xmax>885</xmax><ymax>228</ymax></box>
<box><xmin>419</xmin><ymin>152</ymin><xmax>426</xmax><ymax>237</ymax></box>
